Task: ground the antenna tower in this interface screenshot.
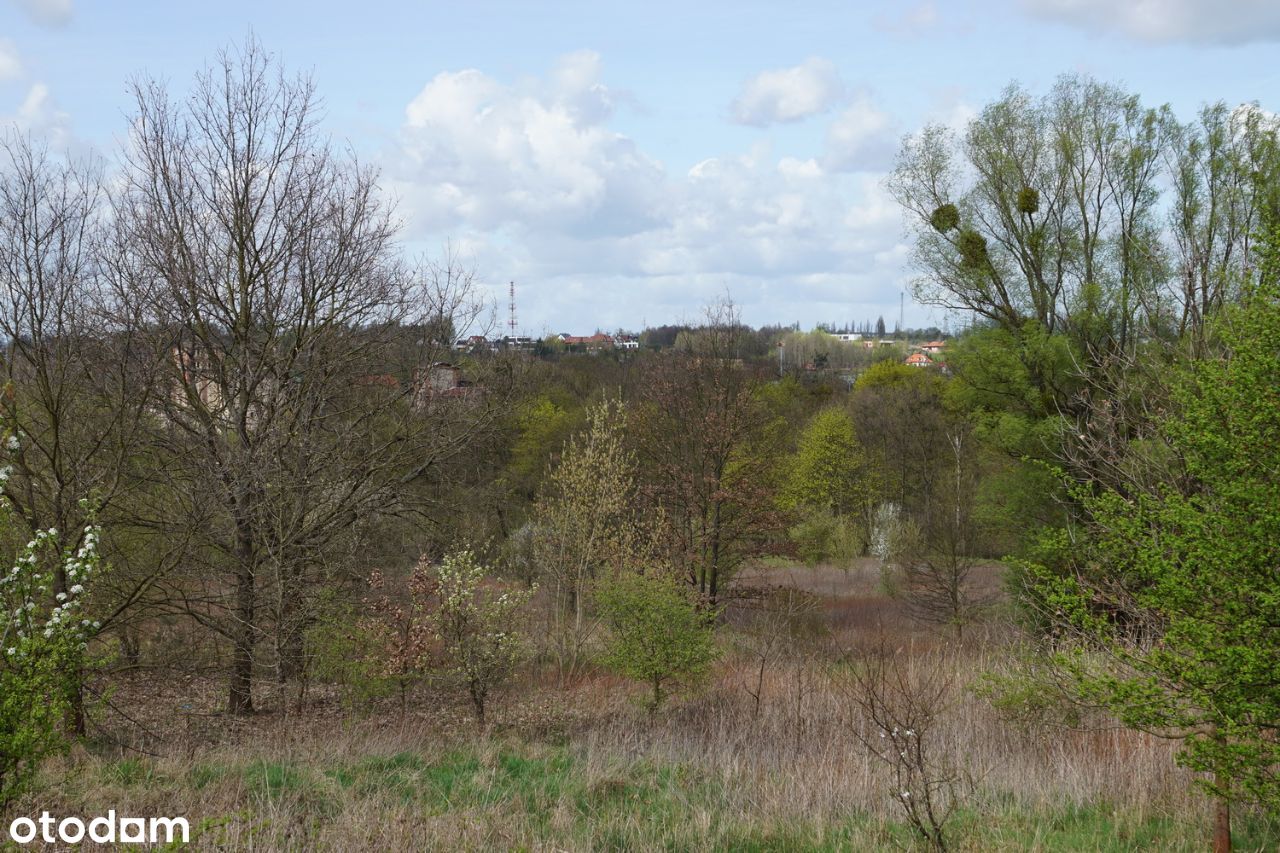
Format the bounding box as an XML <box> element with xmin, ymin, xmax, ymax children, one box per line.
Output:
<box><xmin>508</xmin><ymin>281</ymin><xmax>517</xmax><ymax>337</ymax></box>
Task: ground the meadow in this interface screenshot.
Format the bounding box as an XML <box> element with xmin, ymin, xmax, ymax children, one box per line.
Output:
<box><xmin>15</xmin><ymin>561</ymin><xmax>1277</xmax><ymax>851</ymax></box>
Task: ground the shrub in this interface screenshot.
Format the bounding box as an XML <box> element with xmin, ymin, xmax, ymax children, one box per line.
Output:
<box><xmin>432</xmin><ymin>550</ymin><xmax>535</xmax><ymax>727</ymax></box>
<box><xmin>788</xmin><ymin>507</ymin><xmax>863</xmax><ymax>566</ymax></box>
<box><xmin>596</xmin><ymin>571</ymin><xmax>719</xmax><ymax>712</ymax></box>
<box><xmin>0</xmin><ymin>488</ymin><xmax>103</xmax><ymax>805</ymax></box>
<box><xmin>305</xmin><ymin>595</ymin><xmax>411</xmax><ymax>711</ymax></box>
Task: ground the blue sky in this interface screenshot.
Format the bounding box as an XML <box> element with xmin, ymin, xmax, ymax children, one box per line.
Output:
<box><xmin>3</xmin><ymin>0</ymin><xmax>1280</xmax><ymax>335</ymax></box>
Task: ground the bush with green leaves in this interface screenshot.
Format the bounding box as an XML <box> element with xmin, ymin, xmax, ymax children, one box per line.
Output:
<box><xmin>1026</xmin><ymin>259</ymin><xmax>1280</xmax><ymax>842</ymax></box>
<box><xmin>787</xmin><ymin>506</ymin><xmax>863</xmax><ymax>566</ymax></box>
<box><xmin>304</xmin><ymin>600</ymin><xmax>402</xmax><ymax>709</ymax></box>
<box><xmin>432</xmin><ymin>550</ymin><xmax>534</xmax><ymax>727</ymax></box>
<box><xmin>0</xmin><ymin>477</ymin><xmax>103</xmax><ymax>805</ymax></box>
<box><xmin>595</xmin><ymin>571</ymin><xmax>719</xmax><ymax>712</ymax></box>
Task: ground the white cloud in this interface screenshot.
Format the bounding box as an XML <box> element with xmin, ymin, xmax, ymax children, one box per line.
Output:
<box><xmin>11</xmin><ymin>0</ymin><xmax>72</xmax><ymax>26</ymax></box>
<box><xmin>1</xmin><ymin>82</ymin><xmax>71</xmax><ymax>147</ymax></box>
<box><xmin>388</xmin><ymin>53</ymin><xmax>914</xmax><ymax>333</ymax></box>
<box><xmin>729</xmin><ymin>58</ymin><xmax>846</xmax><ymax>126</ymax></box>
<box><xmin>823</xmin><ymin>93</ymin><xmax>898</xmax><ymax>172</ymax></box>
<box><xmin>1022</xmin><ymin>0</ymin><xmax>1280</xmax><ymax>45</ymax></box>
<box><xmin>0</xmin><ymin>41</ymin><xmax>22</xmax><ymax>83</ymax></box>
<box><xmin>395</xmin><ymin>51</ymin><xmax>665</xmax><ymax>237</ymax></box>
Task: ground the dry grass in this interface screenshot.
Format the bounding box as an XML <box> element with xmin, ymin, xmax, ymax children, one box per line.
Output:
<box><xmin>7</xmin><ymin>560</ymin><xmax>1278</xmax><ymax>850</ymax></box>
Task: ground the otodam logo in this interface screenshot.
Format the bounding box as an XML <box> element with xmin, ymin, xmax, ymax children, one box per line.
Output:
<box><xmin>8</xmin><ymin>811</ymin><xmax>190</xmax><ymax>845</ymax></box>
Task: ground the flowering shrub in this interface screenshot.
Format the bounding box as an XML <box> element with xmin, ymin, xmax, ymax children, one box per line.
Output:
<box><xmin>432</xmin><ymin>550</ymin><xmax>534</xmax><ymax>727</ymax></box>
<box><xmin>0</xmin><ymin>452</ymin><xmax>103</xmax><ymax>805</ymax></box>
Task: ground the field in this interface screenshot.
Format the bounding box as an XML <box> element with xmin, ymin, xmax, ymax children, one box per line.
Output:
<box><xmin>9</xmin><ymin>560</ymin><xmax>1277</xmax><ymax>851</ymax></box>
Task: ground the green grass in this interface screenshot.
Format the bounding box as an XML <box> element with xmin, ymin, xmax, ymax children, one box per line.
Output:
<box><xmin>32</xmin><ymin>742</ymin><xmax>1280</xmax><ymax>850</ymax></box>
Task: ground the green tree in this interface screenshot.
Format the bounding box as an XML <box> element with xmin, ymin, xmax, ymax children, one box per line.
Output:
<box><xmin>781</xmin><ymin>408</ymin><xmax>873</xmax><ymax>516</ymax></box>
<box><xmin>596</xmin><ymin>571</ymin><xmax>719</xmax><ymax>712</ymax></box>
<box><xmin>1029</xmin><ymin>257</ymin><xmax>1280</xmax><ymax>850</ymax></box>
<box><xmin>780</xmin><ymin>408</ymin><xmax>876</xmax><ymax>562</ymax></box>
<box><xmin>507</xmin><ymin>395</ymin><xmax>578</xmax><ymax>499</ymax></box>
<box><xmin>530</xmin><ymin>399</ymin><xmax>649</xmax><ymax>685</ymax></box>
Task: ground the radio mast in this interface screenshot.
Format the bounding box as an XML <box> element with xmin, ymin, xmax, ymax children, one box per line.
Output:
<box><xmin>508</xmin><ymin>281</ymin><xmax>517</xmax><ymax>337</ymax></box>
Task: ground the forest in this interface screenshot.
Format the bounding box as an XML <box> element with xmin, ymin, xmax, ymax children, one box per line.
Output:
<box><xmin>1</xmin><ymin>41</ymin><xmax>1279</xmax><ymax>852</ymax></box>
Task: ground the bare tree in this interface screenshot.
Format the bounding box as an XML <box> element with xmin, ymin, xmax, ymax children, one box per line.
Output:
<box><xmin>0</xmin><ymin>132</ymin><xmax>167</xmax><ymax>731</ymax></box>
<box><xmin>897</xmin><ymin>428</ymin><xmax>995</xmax><ymax>637</ymax></box>
<box><xmin>838</xmin><ymin>642</ymin><xmax>964</xmax><ymax>852</ymax></box>
<box><xmin>115</xmin><ymin>40</ymin><xmax>500</xmax><ymax>713</ymax></box>
<box><xmin>732</xmin><ymin>584</ymin><xmax>822</xmax><ymax>719</ymax></box>
<box><xmin>634</xmin><ymin>299</ymin><xmax>784</xmax><ymax>606</ymax></box>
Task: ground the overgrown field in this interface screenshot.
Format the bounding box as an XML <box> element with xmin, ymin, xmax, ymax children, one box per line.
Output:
<box><xmin>9</xmin><ymin>562</ymin><xmax>1278</xmax><ymax>851</ymax></box>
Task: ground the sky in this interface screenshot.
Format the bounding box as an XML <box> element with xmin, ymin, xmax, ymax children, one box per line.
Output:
<box><xmin>3</xmin><ymin>0</ymin><xmax>1280</xmax><ymax>336</ymax></box>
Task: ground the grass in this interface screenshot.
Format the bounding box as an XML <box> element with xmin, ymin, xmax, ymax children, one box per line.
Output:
<box><xmin>7</xmin><ymin>559</ymin><xmax>1278</xmax><ymax>850</ymax></box>
<box><xmin>20</xmin><ymin>739</ymin><xmax>1279</xmax><ymax>851</ymax></box>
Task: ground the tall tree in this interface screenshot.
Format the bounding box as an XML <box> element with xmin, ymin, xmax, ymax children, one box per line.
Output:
<box><xmin>116</xmin><ymin>40</ymin><xmax>489</xmax><ymax>713</ymax></box>
<box><xmin>1030</xmin><ymin>228</ymin><xmax>1280</xmax><ymax>850</ymax></box>
<box><xmin>781</xmin><ymin>407</ymin><xmax>876</xmax><ymax>536</ymax></box>
<box><xmin>0</xmin><ymin>133</ymin><xmax>164</xmax><ymax>731</ymax></box>
<box><xmin>634</xmin><ymin>302</ymin><xmax>783</xmax><ymax>605</ymax></box>
<box><xmin>531</xmin><ymin>398</ymin><xmax>649</xmax><ymax>684</ymax></box>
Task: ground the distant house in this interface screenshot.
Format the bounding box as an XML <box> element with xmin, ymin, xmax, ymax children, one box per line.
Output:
<box><xmin>920</xmin><ymin>340</ymin><xmax>946</xmax><ymax>354</ymax></box>
<box><xmin>170</xmin><ymin>345</ymin><xmax>225</xmax><ymax>412</ymax></box>
<box><xmin>413</xmin><ymin>362</ymin><xmax>481</xmax><ymax>409</ymax></box>
<box><xmin>500</xmin><ymin>336</ymin><xmax>537</xmax><ymax>351</ymax></box>
<box><xmin>827</xmin><ymin>332</ymin><xmax>862</xmax><ymax>343</ymax></box>
<box><xmin>561</xmin><ymin>332</ymin><xmax>615</xmax><ymax>353</ymax></box>
<box><xmin>905</xmin><ymin>352</ymin><xmax>932</xmax><ymax>368</ymax></box>
<box><xmin>453</xmin><ymin>335</ymin><xmax>489</xmax><ymax>353</ymax></box>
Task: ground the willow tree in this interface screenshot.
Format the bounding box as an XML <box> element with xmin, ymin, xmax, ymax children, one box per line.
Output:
<box><xmin>530</xmin><ymin>398</ymin><xmax>650</xmax><ymax>684</ymax></box>
<box><xmin>890</xmin><ymin>76</ymin><xmax>1279</xmax><ymax>498</ymax></box>
<box><xmin>889</xmin><ymin>75</ymin><xmax>1278</xmax><ymax>368</ymax></box>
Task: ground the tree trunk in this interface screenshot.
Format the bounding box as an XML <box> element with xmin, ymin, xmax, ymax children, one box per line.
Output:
<box><xmin>229</xmin><ymin>522</ymin><xmax>256</xmax><ymax>714</ymax></box>
<box><xmin>120</xmin><ymin>627</ymin><xmax>140</xmax><ymax>667</ymax></box>
<box><xmin>277</xmin><ymin>629</ymin><xmax>304</xmax><ymax>684</ymax></box>
<box><xmin>1213</xmin><ymin>775</ymin><xmax>1231</xmax><ymax>853</ymax></box>
<box><xmin>708</xmin><ymin>500</ymin><xmax>722</xmax><ymax>607</ymax></box>
<box><xmin>66</xmin><ymin>672</ymin><xmax>86</xmax><ymax>737</ymax></box>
